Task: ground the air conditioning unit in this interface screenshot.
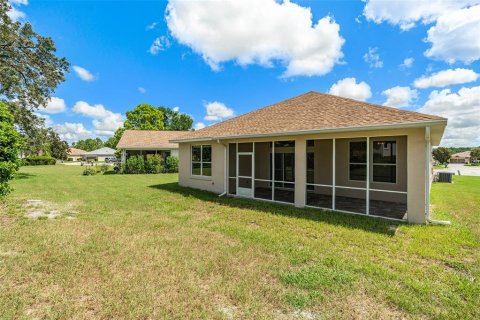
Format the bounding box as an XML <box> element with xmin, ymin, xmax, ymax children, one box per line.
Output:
<box><xmin>437</xmin><ymin>172</ymin><xmax>453</xmax><ymax>183</ymax></box>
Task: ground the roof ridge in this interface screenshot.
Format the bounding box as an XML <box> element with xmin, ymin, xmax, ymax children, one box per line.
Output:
<box><xmin>314</xmin><ymin>91</ymin><xmax>445</xmax><ymax>120</ymax></box>
<box><xmin>192</xmin><ymin>91</ymin><xmax>320</xmax><ymax>133</ymax></box>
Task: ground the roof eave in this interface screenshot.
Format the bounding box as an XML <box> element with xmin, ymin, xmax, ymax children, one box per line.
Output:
<box><xmin>170</xmin><ymin>119</ymin><xmax>448</xmax><ymax>143</ymax></box>
<box><xmin>116</xmin><ymin>146</ymin><xmax>179</xmax><ymax>150</ymax></box>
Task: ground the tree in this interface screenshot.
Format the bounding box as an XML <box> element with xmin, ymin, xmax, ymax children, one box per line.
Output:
<box><xmin>72</xmin><ymin>138</ymin><xmax>104</xmax><ymax>152</ymax></box>
<box><xmin>158</xmin><ymin>107</ymin><xmax>193</xmax><ymax>130</ymax></box>
<box><xmin>470</xmin><ymin>148</ymin><xmax>480</xmax><ymax>163</ymax></box>
<box><xmin>104</xmin><ymin>127</ymin><xmax>125</xmax><ymax>149</ymax></box>
<box><xmin>0</xmin><ymin>102</ymin><xmax>23</xmax><ymax>197</ymax></box>
<box><xmin>47</xmin><ymin>129</ymin><xmax>69</xmax><ymax>159</ymax></box>
<box><xmin>0</xmin><ymin>0</ymin><xmax>69</xmax><ymax>108</ymax></box>
<box><xmin>124</xmin><ymin>104</ymin><xmax>165</xmax><ymax>130</ymax></box>
<box><xmin>432</xmin><ymin>147</ymin><xmax>451</xmax><ymax>166</ymax></box>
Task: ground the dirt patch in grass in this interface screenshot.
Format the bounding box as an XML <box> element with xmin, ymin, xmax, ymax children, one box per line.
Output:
<box><xmin>23</xmin><ymin>199</ymin><xmax>77</xmax><ymax>220</ymax></box>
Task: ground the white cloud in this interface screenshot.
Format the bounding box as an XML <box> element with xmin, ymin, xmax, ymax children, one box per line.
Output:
<box><xmin>38</xmin><ymin>97</ymin><xmax>67</xmax><ymax>114</ymax></box>
<box><xmin>363</xmin><ymin>1</ymin><xmax>480</xmax><ymax>64</ymax></box>
<box><xmin>363</xmin><ymin>47</ymin><xmax>383</xmax><ymax>68</ymax></box>
<box><xmin>204</xmin><ymin>101</ymin><xmax>235</xmax><ymax>121</ymax></box>
<box><xmin>72</xmin><ymin>66</ymin><xmax>95</xmax><ymax>81</ymax></box>
<box><xmin>425</xmin><ymin>5</ymin><xmax>480</xmax><ymax>64</ymax></box>
<box><xmin>328</xmin><ymin>77</ymin><xmax>372</xmax><ymax>101</ymax></box>
<box><xmin>53</xmin><ymin>122</ymin><xmax>92</xmax><ymax>143</ymax></box>
<box><xmin>419</xmin><ymin>86</ymin><xmax>480</xmax><ymax>146</ymax></box>
<box><xmin>172</xmin><ymin>106</ymin><xmax>180</xmax><ymax>112</ymax></box>
<box><xmin>414</xmin><ymin>68</ymin><xmax>479</xmax><ymax>89</ymax></box>
<box><xmin>146</xmin><ymin>22</ymin><xmax>158</xmax><ymax>30</ymax></box>
<box><xmin>35</xmin><ymin>113</ymin><xmax>53</xmax><ymax>127</ymax></box>
<box><xmin>401</xmin><ymin>57</ymin><xmax>414</xmax><ymax>68</ymax></box>
<box><xmin>194</xmin><ymin>122</ymin><xmax>206</xmax><ymax>130</ymax></box>
<box><xmin>7</xmin><ymin>0</ymin><xmax>28</xmax><ymax>21</ymax></box>
<box><xmin>363</xmin><ymin>0</ymin><xmax>479</xmax><ymax>30</ymax></box>
<box><xmin>165</xmin><ymin>0</ymin><xmax>345</xmax><ymax>77</ymax></box>
<box><xmin>73</xmin><ymin>101</ymin><xmax>124</xmax><ymax>136</ymax></box>
<box><xmin>382</xmin><ymin>86</ymin><xmax>418</xmax><ymax>108</ymax></box>
<box><xmin>138</xmin><ymin>87</ymin><xmax>146</xmax><ymax>94</ymax></box>
<box><xmin>149</xmin><ymin>36</ymin><xmax>170</xmax><ymax>55</ymax></box>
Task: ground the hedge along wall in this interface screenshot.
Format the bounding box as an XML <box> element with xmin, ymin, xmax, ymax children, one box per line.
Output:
<box><xmin>23</xmin><ymin>156</ymin><xmax>56</xmax><ymax>166</ymax></box>
<box><xmin>124</xmin><ymin>155</ymin><xmax>179</xmax><ymax>174</ymax></box>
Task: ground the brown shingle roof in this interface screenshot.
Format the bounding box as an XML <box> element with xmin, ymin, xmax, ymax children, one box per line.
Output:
<box><xmin>452</xmin><ymin>151</ymin><xmax>471</xmax><ymax>158</ymax></box>
<box><xmin>68</xmin><ymin>148</ymin><xmax>86</xmax><ymax>156</ymax></box>
<box><xmin>173</xmin><ymin>91</ymin><xmax>447</xmax><ymax>141</ymax></box>
<box><xmin>116</xmin><ymin>130</ymin><xmax>190</xmax><ymax>149</ymax></box>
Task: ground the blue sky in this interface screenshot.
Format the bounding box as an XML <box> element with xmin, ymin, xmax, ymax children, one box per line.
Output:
<box><xmin>8</xmin><ymin>0</ymin><xmax>480</xmax><ymax>146</ymax></box>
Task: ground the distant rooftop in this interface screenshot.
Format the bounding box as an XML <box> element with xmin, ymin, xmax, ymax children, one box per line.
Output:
<box><xmin>68</xmin><ymin>147</ymin><xmax>86</xmax><ymax>156</ymax></box>
<box><xmin>116</xmin><ymin>130</ymin><xmax>190</xmax><ymax>149</ymax></box>
<box><xmin>84</xmin><ymin>147</ymin><xmax>116</xmax><ymax>155</ymax></box>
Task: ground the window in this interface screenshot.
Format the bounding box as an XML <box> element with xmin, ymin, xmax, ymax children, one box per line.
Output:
<box><xmin>349</xmin><ymin>141</ymin><xmax>366</xmax><ymax>181</ymax></box>
<box><xmin>191</xmin><ymin>145</ymin><xmax>212</xmax><ymax>177</ymax></box>
<box><xmin>372</xmin><ymin>141</ymin><xmax>396</xmax><ymax>183</ymax></box>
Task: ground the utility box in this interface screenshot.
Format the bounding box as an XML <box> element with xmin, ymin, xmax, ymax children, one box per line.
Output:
<box><xmin>437</xmin><ymin>172</ymin><xmax>454</xmax><ymax>183</ymax></box>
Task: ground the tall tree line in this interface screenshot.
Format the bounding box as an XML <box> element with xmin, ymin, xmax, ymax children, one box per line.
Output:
<box><xmin>0</xmin><ymin>0</ymin><xmax>70</xmax><ymax>196</ymax></box>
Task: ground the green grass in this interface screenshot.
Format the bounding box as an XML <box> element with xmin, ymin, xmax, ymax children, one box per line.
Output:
<box><xmin>1</xmin><ymin>165</ymin><xmax>479</xmax><ymax>319</ymax></box>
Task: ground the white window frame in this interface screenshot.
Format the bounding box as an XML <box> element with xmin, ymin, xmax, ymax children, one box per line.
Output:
<box><xmin>371</xmin><ymin>140</ymin><xmax>397</xmax><ymax>184</ymax></box>
<box><xmin>348</xmin><ymin>140</ymin><xmax>367</xmax><ymax>182</ymax></box>
<box><xmin>191</xmin><ymin>144</ymin><xmax>212</xmax><ymax>177</ymax></box>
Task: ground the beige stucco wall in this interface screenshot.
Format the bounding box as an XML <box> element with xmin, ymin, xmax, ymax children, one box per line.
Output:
<box><xmin>178</xmin><ymin>142</ymin><xmax>226</xmax><ymax>194</ymax></box>
<box><xmin>67</xmin><ymin>156</ymin><xmax>83</xmax><ymax>161</ymax></box>
<box><xmin>178</xmin><ymin>126</ymin><xmax>433</xmax><ymax>223</ymax></box>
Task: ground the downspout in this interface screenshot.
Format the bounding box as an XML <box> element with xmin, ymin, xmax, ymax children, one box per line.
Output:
<box><xmin>218</xmin><ymin>139</ymin><xmax>227</xmax><ymax>197</ymax></box>
<box><xmin>425</xmin><ymin>126</ymin><xmax>451</xmax><ymax>225</ymax></box>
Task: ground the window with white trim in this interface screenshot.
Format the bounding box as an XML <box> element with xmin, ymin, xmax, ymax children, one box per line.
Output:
<box><xmin>372</xmin><ymin>141</ymin><xmax>396</xmax><ymax>183</ymax></box>
<box><xmin>349</xmin><ymin>141</ymin><xmax>367</xmax><ymax>181</ymax></box>
<box><xmin>191</xmin><ymin>145</ymin><xmax>212</xmax><ymax>177</ymax></box>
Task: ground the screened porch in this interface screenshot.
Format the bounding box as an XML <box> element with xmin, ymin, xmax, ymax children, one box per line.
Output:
<box><xmin>227</xmin><ymin>136</ymin><xmax>408</xmax><ymax>221</ymax></box>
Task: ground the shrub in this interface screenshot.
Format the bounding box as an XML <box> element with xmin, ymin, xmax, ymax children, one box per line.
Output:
<box><xmin>82</xmin><ymin>167</ymin><xmax>96</xmax><ymax>176</ymax></box>
<box><xmin>100</xmin><ymin>163</ymin><xmax>109</xmax><ymax>173</ymax></box>
<box><xmin>23</xmin><ymin>156</ymin><xmax>56</xmax><ymax>166</ymax></box>
<box><xmin>0</xmin><ymin>103</ymin><xmax>23</xmax><ymax>197</ymax></box>
<box><xmin>145</xmin><ymin>154</ymin><xmax>163</xmax><ymax>174</ymax></box>
<box><xmin>164</xmin><ymin>156</ymin><xmax>179</xmax><ymax>173</ymax></box>
<box><xmin>125</xmin><ymin>155</ymin><xmax>145</xmax><ymax>174</ymax></box>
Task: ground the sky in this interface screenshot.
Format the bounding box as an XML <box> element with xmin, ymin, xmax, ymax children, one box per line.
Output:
<box><xmin>7</xmin><ymin>0</ymin><xmax>480</xmax><ymax>146</ymax></box>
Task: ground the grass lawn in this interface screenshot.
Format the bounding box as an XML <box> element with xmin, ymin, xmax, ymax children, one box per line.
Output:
<box><xmin>1</xmin><ymin>165</ymin><xmax>479</xmax><ymax>319</ymax></box>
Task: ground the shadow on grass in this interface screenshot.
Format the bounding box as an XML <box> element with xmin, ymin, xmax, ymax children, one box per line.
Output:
<box><xmin>148</xmin><ymin>182</ymin><xmax>404</xmax><ymax>236</ymax></box>
<box><xmin>14</xmin><ymin>172</ymin><xmax>36</xmax><ymax>180</ymax></box>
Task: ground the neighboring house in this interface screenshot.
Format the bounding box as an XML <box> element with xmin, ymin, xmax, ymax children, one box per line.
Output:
<box><xmin>83</xmin><ymin>147</ymin><xmax>116</xmax><ymax>162</ymax></box>
<box><xmin>116</xmin><ymin>130</ymin><xmax>189</xmax><ymax>163</ymax></box>
<box><xmin>171</xmin><ymin>91</ymin><xmax>447</xmax><ymax>224</ymax></box>
<box><xmin>449</xmin><ymin>151</ymin><xmax>471</xmax><ymax>164</ymax></box>
<box><xmin>67</xmin><ymin>148</ymin><xmax>86</xmax><ymax>161</ymax></box>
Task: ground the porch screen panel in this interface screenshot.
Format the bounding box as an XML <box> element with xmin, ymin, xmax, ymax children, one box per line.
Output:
<box><xmin>335</xmin><ymin>187</ymin><xmax>366</xmax><ymax>214</ymax></box>
<box><xmin>369</xmin><ymin>190</ymin><xmax>407</xmax><ymax>220</ymax></box>
<box><xmin>254</xmin><ymin>142</ymin><xmax>272</xmax><ymax>200</ymax></box>
<box><xmin>274</xmin><ymin>141</ymin><xmax>295</xmax><ymax>203</ymax></box>
<box><xmin>335</xmin><ymin>138</ymin><xmax>367</xmax><ymax>214</ymax></box>
<box><xmin>228</xmin><ymin>143</ymin><xmax>237</xmax><ymax>194</ymax></box>
<box><xmin>306</xmin><ymin>139</ymin><xmax>333</xmax><ymax>209</ymax></box>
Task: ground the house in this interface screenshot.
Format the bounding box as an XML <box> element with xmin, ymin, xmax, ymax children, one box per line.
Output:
<box><xmin>67</xmin><ymin>147</ymin><xmax>86</xmax><ymax>161</ymax></box>
<box><xmin>170</xmin><ymin>91</ymin><xmax>447</xmax><ymax>224</ymax></box>
<box><xmin>83</xmin><ymin>147</ymin><xmax>116</xmax><ymax>162</ymax></box>
<box><xmin>116</xmin><ymin>130</ymin><xmax>189</xmax><ymax>163</ymax></box>
<box><xmin>449</xmin><ymin>151</ymin><xmax>471</xmax><ymax>164</ymax></box>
